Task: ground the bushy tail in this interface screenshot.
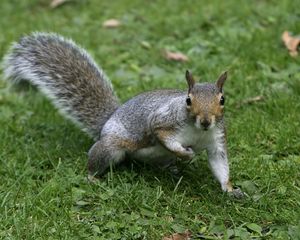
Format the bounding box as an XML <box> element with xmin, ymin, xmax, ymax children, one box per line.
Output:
<box><xmin>2</xmin><ymin>32</ymin><xmax>119</xmax><ymax>139</ymax></box>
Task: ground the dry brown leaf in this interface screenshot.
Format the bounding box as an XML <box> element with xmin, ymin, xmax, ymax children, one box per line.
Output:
<box><xmin>236</xmin><ymin>95</ymin><xmax>264</xmax><ymax>108</ymax></box>
<box><xmin>50</xmin><ymin>0</ymin><xmax>70</xmax><ymax>8</ymax></box>
<box><xmin>163</xmin><ymin>230</ymin><xmax>192</xmax><ymax>240</ymax></box>
<box><xmin>282</xmin><ymin>31</ymin><xmax>300</xmax><ymax>57</ymax></box>
<box><xmin>165</xmin><ymin>51</ymin><xmax>189</xmax><ymax>62</ymax></box>
<box><xmin>102</xmin><ymin>19</ymin><xmax>121</xmax><ymax>28</ymax></box>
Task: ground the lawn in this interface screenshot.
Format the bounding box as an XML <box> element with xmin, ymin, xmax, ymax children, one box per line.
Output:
<box><xmin>0</xmin><ymin>0</ymin><xmax>300</xmax><ymax>239</ymax></box>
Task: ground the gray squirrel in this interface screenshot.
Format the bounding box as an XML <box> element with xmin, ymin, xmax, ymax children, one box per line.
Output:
<box><xmin>3</xmin><ymin>32</ymin><xmax>243</xmax><ymax>196</ymax></box>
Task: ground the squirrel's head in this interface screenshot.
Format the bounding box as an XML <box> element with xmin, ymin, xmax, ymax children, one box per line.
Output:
<box><xmin>185</xmin><ymin>70</ymin><xmax>227</xmax><ymax>131</ymax></box>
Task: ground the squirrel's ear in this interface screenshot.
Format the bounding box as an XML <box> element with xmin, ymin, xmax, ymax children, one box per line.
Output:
<box><xmin>216</xmin><ymin>71</ymin><xmax>227</xmax><ymax>93</ymax></box>
<box><xmin>186</xmin><ymin>70</ymin><xmax>195</xmax><ymax>94</ymax></box>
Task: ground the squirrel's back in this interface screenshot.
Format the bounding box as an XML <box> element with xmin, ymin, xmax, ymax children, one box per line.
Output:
<box><xmin>3</xmin><ymin>33</ymin><xmax>119</xmax><ymax>139</ymax></box>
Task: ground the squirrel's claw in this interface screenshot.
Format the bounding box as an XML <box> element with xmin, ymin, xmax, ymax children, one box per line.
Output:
<box><xmin>87</xmin><ymin>174</ymin><xmax>99</xmax><ymax>184</ymax></box>
<box><xmin>183</xmin><ymin>147</ymin><xmax>195</xmax><ymax>160</ymax></box>
<box><xmin>228</xmin><ymin>187</ymin><xmax>246</xmax><ymax>199</ymax></box>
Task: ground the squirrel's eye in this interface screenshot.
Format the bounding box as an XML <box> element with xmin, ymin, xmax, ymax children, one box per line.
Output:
<box><xmin>220</xmin><ymin>96</ymin><xmax>225</xmax><ymax>105</ymax></box>
<box><xmin>186</xmin><ymin>97</ymin><xmax>192</xmax><ymax>106</ymax></box>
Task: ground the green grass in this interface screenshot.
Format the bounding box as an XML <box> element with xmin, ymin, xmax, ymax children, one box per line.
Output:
<box><xmin>1</xmin><ymin>0</ymin><xmax>300</xmax><ymax>239</ymax></box>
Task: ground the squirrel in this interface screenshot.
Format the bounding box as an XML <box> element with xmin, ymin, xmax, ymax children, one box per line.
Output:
<box><xmin>3</xmin><ymin>32</ymin><xmax>243</xmax><ymax>196</ymax></box>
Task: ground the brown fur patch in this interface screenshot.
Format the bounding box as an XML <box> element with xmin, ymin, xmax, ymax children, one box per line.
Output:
<box><xmin>155</xmin><ymin>129</ymin><xmax>176</xmax><ymax>142</ymax></box>
<box><xmin>106</xmin><ymin>135</ymin><xmax>150</xmax><ymax>152</ymax></box>
<box><xmin>226</xmin><ymin>181</ymin><xmax>233</xmax><ymax>192</ymax></box>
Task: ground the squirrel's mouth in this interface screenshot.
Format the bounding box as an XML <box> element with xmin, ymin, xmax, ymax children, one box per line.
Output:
<box><xmin>194</xmin><ymin>115</ymin><xmax>215</xmax><ymax>130</ymax></box>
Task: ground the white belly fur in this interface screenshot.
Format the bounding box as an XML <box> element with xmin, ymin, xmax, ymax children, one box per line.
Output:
<box><xmin>130</xmin><ymin>144</ymin><xmax>174</xmax><ymax>165</ymax></box>
<box><xmin>174</xmin><ymin>124</ymin><xmax>215</xmax><ymax>153</ymax></box>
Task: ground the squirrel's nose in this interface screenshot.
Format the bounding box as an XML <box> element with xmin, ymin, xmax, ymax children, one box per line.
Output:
<box><xmin>201</xmin><ymin>119</ymin><xmax>211</xmax><ymax>130</ymax></box>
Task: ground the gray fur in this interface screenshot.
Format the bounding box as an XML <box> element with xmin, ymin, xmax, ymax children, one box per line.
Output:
<box><xmin>89</xmin><ymin>87</ymin><xmax>225</xmax><ymax>174</ymax></box>
<box><xmin>2</xmin><ymin>32</ymin><xmax>119</xmax><ymax>139</ymax></box>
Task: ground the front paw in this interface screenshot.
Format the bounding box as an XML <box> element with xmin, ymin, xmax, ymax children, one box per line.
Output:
<box><xmin>223</xmin><ymin>182</ymin><xmax>246</xmax><ymax>198</ymax></box>
<box><xmin>87</xmin><ymin>174</ymin><xmax>99</xmax><ymax>183</ymax></box>
<box><xmin>182</xmin><ymin>147</ymin><xmax>195</xmax><ymax>160</ymax></box>
<box><xmin>228</xmin><ymin>188</ymin><xmax>246</xmax><ymax>199</ymax></box>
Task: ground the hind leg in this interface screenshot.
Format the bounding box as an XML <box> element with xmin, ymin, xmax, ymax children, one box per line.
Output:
<box><xmin>88</xmin><ymin>137</ymin><xmax>126</xmax><ymax>177</ymax></box>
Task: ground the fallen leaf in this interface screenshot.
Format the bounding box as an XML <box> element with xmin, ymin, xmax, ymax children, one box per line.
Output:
<box><xmin>50</xmin><ymin>0</ymin><xmax>71</xmax><ymax>8</ymax></box>
<box><xmin>236</xmin><ymin>96</ymin><xmax>264</xmax><ymax>108</ymax></box>
<box><xmin>163</xmin><ymin>230</ymin><xmax>192</xmax><ymax>240</ymax></box>
<box><xmin>102</xmin><ymin>19</ymin><xmax>121</xmax><ymax>28</ymax></box>
<box><xmin>140</xmin><ymin>40</ymin><xmax>151</xmax><ymax>49</ymax></box>
<box><xmin>75</xmin><ymin>200</ymin><xmax>90</xmax><ymax>206</ymax></box>
<box><xmin>165</xmin><ymin>51</ymin><xmax>189</xmax><ymax>62</ymax></box>
<box><xmin>282</xmin><ymin>31</ymin><xmax>300</xmax><ymax>57</ymax></box>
